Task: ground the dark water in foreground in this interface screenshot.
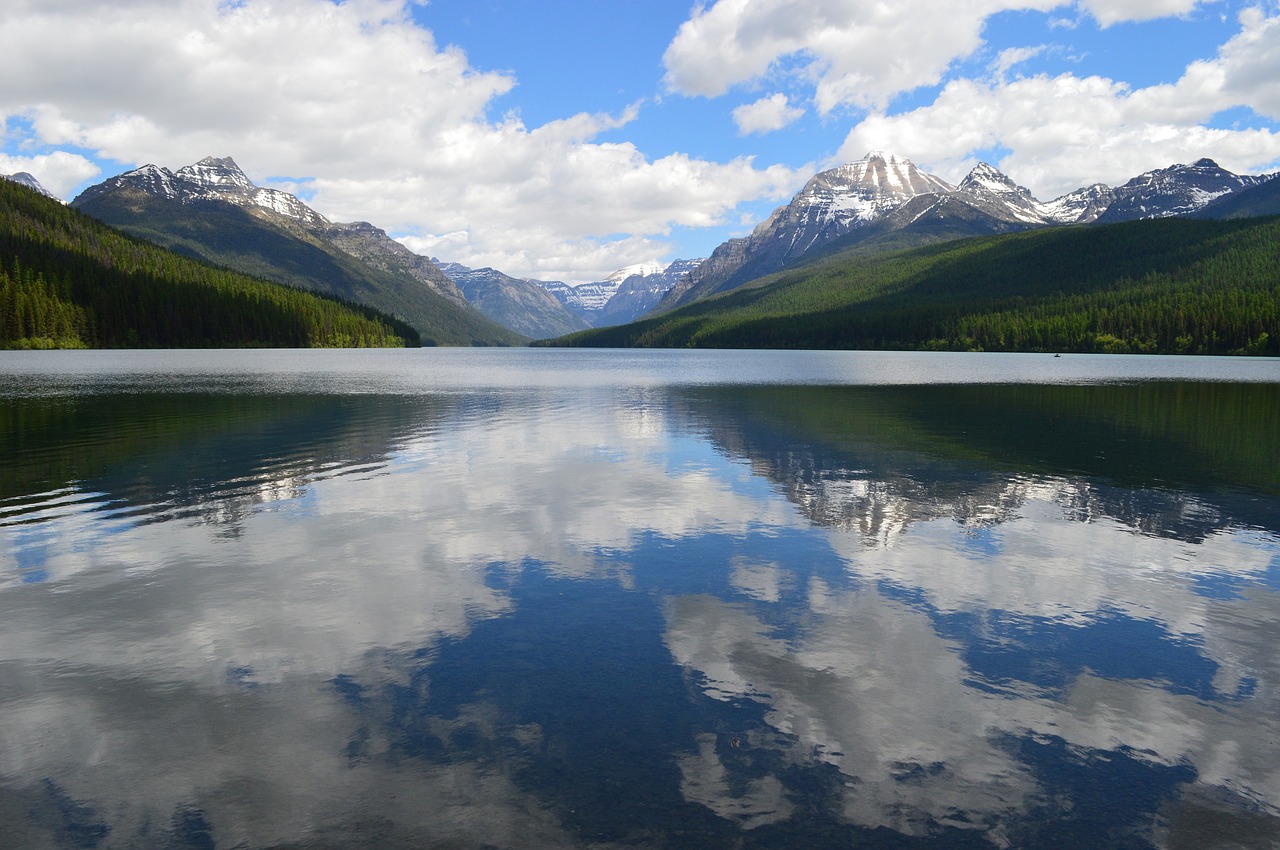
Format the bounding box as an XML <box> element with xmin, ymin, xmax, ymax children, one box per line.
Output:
<box><xmin>2</xmin><ymin>349</ymin><xmax>1279</xmax><ymax>849</ymax></box>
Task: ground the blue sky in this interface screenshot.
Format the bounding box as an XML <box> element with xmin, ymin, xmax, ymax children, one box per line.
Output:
<box><xmin>3</xmin><ymin>0</ymin><xmax>1279</xmax><ymax>282</ymax></box>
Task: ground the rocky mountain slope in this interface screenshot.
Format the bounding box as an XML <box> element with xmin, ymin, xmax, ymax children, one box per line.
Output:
<box><xmin>433</xmin><ymin>261</ymin><xmax>589</xmax><ymax>339</ymax></box>
<box><xmin>71</xmin><ymin>157</ymin><xmax>524</xmax><ymax>346</ymax></box>
<box><xmin>1096</xmin><ymin>158</ymin><xmax>1271</xmax><ymax>224</ymax></box>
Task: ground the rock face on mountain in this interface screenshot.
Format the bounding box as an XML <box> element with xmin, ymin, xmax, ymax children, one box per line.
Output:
<box><xmin>1096</xmin><ymin>159</ymin><xmax>1270</xmax><ymax>223</ymax></box>
<box><xmin>660</xmin><ymin>153</ymin><xmax>1274</xmax><ymax>313</ymax></box>
<box><xmin>72</xmin><ymin>157</ymin><xmax>523</xmax><ymax>346</ymax></box>
<box><xmin>322</xmin><ymin>220</ymin><xmax>468</xmax><ymax>307</ymax></box>
<box><xmin>433</xmin><ymin>261</ymin><xmax>589</xmax><ymax>340</ymax></box>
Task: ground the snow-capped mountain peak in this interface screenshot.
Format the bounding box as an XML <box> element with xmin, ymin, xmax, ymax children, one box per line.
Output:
<box><xmin>2</xmin><ymin>171</ymin><xmax>61</xmax><ymax>200</ymax></box>
<box><xmin>1040</xmin><ymin>183</ymin><xmax>1116</xmax><ymax>224</ymax></box>
<box><xmin>607</xmin><ymin>262</ymin><xmax>668</xmax><ymax>284</ymax></box>
<box><xmin>808</xmin><ymin>152</ymin><xmax>954</xmax><ymax>212</ymax></box>
<box><xmin>956</xmin><ymin>162</ymin><xmax>1050</xmax><ymax>224</ymax></box>
<box><xmin>114</xmin><ymin>164</ymin><xmax>183</xmax><ymax>200</ymax></box>
<box><xmin>175</xmin><ymin>156</ymin><xmax>256</xmax><ymax>194</ymax></box>
<box><xmin>960</xmin><ymin>162</ymin><xmax>1030</xmax><ymax>198</ymax></box>
<box><xmin>90</xmin><ymin>156</ymin><xmax>329</xmax><ymax>227</ymax></box>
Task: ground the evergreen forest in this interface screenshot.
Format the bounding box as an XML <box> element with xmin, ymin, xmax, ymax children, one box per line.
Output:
<box><xmin>1</xmin><ymin>179</ymin><xmax>419</xmax><ymax>349</ymax></box>
<box><xmin>547</xmin><ymin>216</ymin><xmax>1280</xmax><ymax>355</ymax></box>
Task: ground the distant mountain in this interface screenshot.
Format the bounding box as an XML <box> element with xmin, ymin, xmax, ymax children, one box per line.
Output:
<box><xmin>72</xmin><ymin>157</ymin><xmax>524</xmax><ymax>346</ymax></box>
<box><xmin>1095</xmin><ymin>158</ymin><xmax>1270</xmax><ymax>224</ymax></box>
<box><xmin>1</xmin><ymin>175</ymin><xmax>418</xmax><ymax>349</ymax></box>
<box><xmin>438</xmin><ymin>259</ymin><xmax>702</xmax><ymax>329</ymax></box>
<box><xmin>660</xmin><ymin>153</ymin><xmax>1274</xmax><ymax>312</ymax></box>
<box><xmin>2</xmin><ymin>171</ymin><xmax>58</xmax><ymax>200</ymax></box>
<box><xmin>1195</xmin><ymin>172</ymin><xmax>1280</xmax><ymax>219</ymax></box>
<box><xmin>593</xmin><ymin>259</ymin><xmax>704</xmax><ymax>326</ymax></box>
<box><xmin>433</xmin><ymin>261</ymin><xmax>589</xmax><ymax>339</ymax></box>
<box><xmin>1039</xmin><ymin>183</ymin><xmax>1116</xmax><ymax>224</ymax></box>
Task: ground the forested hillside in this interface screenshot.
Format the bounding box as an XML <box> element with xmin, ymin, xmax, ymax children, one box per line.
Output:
<box><xmin>1</xmin><ymin>178</ymin><xmax>419</xmax><ymax>349</ymax></box>
<box><xmin>547</xmin><ymin>216</ymin><xmax>1280</xmax><ymax>356</ymax></box>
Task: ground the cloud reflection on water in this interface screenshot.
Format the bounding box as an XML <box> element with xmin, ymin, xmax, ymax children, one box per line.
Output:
<box><xmin>0</xmin><ymin>371</ymin><xmax>1278</xmax><ymax>848</ymax></box>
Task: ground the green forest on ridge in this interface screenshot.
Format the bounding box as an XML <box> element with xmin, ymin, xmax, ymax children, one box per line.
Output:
<box><xmin>545</xmin><ymin>216</ymin><xmax>1280</xmax><ymax>355</ymax></box>
<box><xmin>1</xmin><ymin>178</ymin><xmax>419</xmax><ymax>349</ymax></box>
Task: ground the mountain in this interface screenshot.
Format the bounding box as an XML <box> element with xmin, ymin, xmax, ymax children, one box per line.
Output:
<box><xmin>1196</xmin><ymin>172</ymin><xmax>1280</xmax><ymax>219</ymax></box>
<box><xmin>593</xmin><ymin>259</ymin><xmax>704</xmax><ymax>326</ymax></box>
<box><xmin>1</xmin><ymin>175</ymin><xmax>418</xmax><ymax>349</ymax></box>
<box><xmin>2</xmin><ymin>172</ymin><xmax>58</xmax><ymax>200</ymax></box>
<box><xmin>72</xmin><ymin>157</ymin><xmax>524</xmax><ymax>346</ymax></box>
<box><xmin>954</xmin><ymin>162</ymin><xmax>1053</xmax><ymax>224</ymax></box>
<box><xmin>432</xmin><ymin>258</ymin><xmax>697</xmax><ymax>332</ymax></box>
<box><xmin>433</xmin><ymin>261</ymin><xmax>589</xmax><ymax>339</ymax></box>
<box><xmin>1039</xmin><ymin>183</ymin><xmax>1116</xmax><ymax>224</ymax></box>
<box><xmin>1095</xmin><ymin>158</ymin><xmax>1270</xmax><ymax>223</ymax></box>
<box><xmin>543</xmin><ymin>215</ymin><xmax>1279</xmax><ymax>357</ymax></box>
<box><xmin>661</xmin><ymin>154</ymin><xmax>1274</xmax><ymax>313</ymax></box>
<box><xmin>660</xmin><ymin>152</ymin><xmax>956</xmax><ymax>308</ymax></box>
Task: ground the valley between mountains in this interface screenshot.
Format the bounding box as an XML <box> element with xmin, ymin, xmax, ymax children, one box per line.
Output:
<box><xmin>4</xmin><ymin>151</ymin><xmax>1279</xmax><ymax>353</ymax></box>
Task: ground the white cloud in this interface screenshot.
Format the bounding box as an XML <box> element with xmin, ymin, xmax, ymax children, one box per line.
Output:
<box><xmin>839</xmin><ymin>37</ymin><xmax>1280</xmax><ymax>200</ymax></box>
<box><xmin>0</xmin><ymin>0</ymin><xmax>803</xmax><ymax>282</ymax></box>
<box><xmin>663</xmin><ymin>0</ymin><xmax>1229</xmax><ymax>117</ymax></box>
<box><xmin>732</xmin><ymin>93</ymin><xmax>805</xmax><ymax>135</ymax></box>
<box><xmin>663</xmin><ymin>0</ymin><xmax>1064</xmax><ymax>113</ymax></box>
<box><xmin>1214</xmin><ymin>5</ymin><xmax>1280</xmax><ymax>119</ymax></box>
<box><xmin>1078</xmin><ymin>0</ymin><xmax>1205</xmax><ymax>27</ymax></box>
<box><xmin>0</xmin><ymin>150</ymin><xmax>100</xmax><ymax>198</ymax></box>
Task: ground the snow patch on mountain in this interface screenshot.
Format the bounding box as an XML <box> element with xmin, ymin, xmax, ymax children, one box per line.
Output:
<box><xmin>1040</xmin><ymin>184</ymin><xmax>1116</xmax><ymax>224</ymax></box>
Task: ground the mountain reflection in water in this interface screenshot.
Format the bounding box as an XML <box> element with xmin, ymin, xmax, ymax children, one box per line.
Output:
<box><xmin>1</xmin><ymin>352</ymin><xmax>1278</xmax><ymax>849</ymax></box>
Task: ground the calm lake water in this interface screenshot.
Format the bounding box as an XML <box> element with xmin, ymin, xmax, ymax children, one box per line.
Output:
<box><xmin>2</xmin><ymin>349</ymin><xmax>1279</xmax><ymax>849</ymax></box>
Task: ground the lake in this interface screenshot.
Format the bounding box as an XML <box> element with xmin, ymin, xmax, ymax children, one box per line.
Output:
<box><xmin>2</xmin><ymin>348</ymin><xmax>1279</xmax><ymax>849</ymax></box>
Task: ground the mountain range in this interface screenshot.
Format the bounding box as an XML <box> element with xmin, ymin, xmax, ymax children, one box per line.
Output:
<box><xmin>656</xmin><ymin>151</ymin><xmax>1277</xmax><ymax>311</ymax></box>
<box><xmin>60</xmin><ymin>158</ymin><xmax>703</xmax><ymax>341</ymax></box>
<box><xmin>13</xmin><ymin>147</ymin><xmax>1280</xmax><ymax>349</ymax></box>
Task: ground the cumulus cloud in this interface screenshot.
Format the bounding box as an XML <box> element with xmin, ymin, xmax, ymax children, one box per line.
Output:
<box><xmin>0</xmin><ymin>150</ymin><xmax>99</xmax><ymax>197</ymax></box>
<box><xmin>663</xmin><ymin>0</ymin><xmax>1064</xmax><ymax>113</ymax></box>
<box><xmin>732</xmin><ymin>93</ymin><xmax>805</xmax><ymax>135</ymax></box>
<box><xmin>662</xmin><ymin>0</ymin><xmax>1227</xmax><ymax>116</ymax></box>
<box><xmin>0</xmin><ymin>0</ymin><xmax>803</xmax><ymax>282</ymax></box>
<box><xmin>838</xmin><ymin>11</ymin><xmax>1280</xmax><ymax>200</ymax></box>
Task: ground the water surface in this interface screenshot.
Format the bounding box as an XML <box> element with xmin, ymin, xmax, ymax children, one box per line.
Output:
<box><xmin>2</xmin><ymin>349</ymin><xmax>1278</xmax><ymax>849</ymax></box>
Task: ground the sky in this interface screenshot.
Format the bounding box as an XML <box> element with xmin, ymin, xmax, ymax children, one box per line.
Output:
<box><xmin>3</xmin><ymin>0</ymin><xmax>1280</xmax><ymax>284</ymax></box>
